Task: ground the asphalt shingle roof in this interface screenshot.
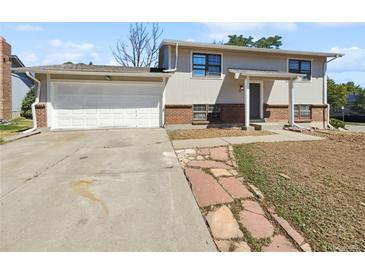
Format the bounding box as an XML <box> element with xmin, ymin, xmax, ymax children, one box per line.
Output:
<box><xmin>25</xmin><ymin>64</ymin><xmax>159</xmax><ymax>73</ymax></box>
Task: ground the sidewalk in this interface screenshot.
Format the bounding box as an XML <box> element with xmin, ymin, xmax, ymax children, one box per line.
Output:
<box><xmin>172</xmin><ymin>130</ymin><xmax>323</xmax><ymax>149</ymax></box>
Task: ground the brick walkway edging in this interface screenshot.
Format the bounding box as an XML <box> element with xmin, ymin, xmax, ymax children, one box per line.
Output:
<box><xmin>176</xmin><ymin>145</ymin><xmax>312</xmax><ymax>252</ymax></box>
<box><xmin>228</xmin><ymin>145</ymin><xmax>311</xmax><ymax>252</ymax></box>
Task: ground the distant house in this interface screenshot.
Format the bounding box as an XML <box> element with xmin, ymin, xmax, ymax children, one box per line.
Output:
<box><xmin>11</xmin><ymin>55</ymin><xmax>33</xmax><ymax>117</ymax></box>
<box><xmin>330</xmin><ymin>92</ymin><xmax>364</xmax><ymax>120</ymax></box>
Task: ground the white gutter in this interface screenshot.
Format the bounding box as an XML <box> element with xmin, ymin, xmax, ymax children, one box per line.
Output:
<box><xmin>22</xmin><ymin>72</ymin><xmax>40</xmax><ymax>134</ymax></box>
<box><xmin>324</xmin><ymin>54</ymin><xmax>343</xmax><ymax>129</ymax></box>
<box><xmin>163</xmin><ymin>42</ymin><xmax>178</xmax><ymax>72</ymax></box>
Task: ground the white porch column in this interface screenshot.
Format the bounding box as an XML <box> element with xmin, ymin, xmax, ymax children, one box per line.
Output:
<box><xmin>244</xmin><ymin>77</ymin><xmax>250</xmax><ymax>128</ymax></box>
<box><xmin>288</xmin><ymin>79</ymin><xmax>294</xmax><ymax>126</ymax></box>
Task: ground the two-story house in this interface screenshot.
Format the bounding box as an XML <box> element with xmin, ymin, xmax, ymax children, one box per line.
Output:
<box><xmin>13</xmin><ymin>39</ymin><xmax>343</xmax><ymax>130</ymax></box>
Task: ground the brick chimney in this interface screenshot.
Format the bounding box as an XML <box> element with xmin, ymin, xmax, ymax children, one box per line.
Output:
<box><xmin>0</xmin><ymin>36</ymin><xmax>12</xmax><ymax>121</ymax></box>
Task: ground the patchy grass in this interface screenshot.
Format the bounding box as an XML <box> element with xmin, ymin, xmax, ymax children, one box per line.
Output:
<box><xmin>0</xmin><ymin>117</ymin><xmax>33</xmax><ymax>140</ymax></box>
<box><xmin>167</xmin><ymin>128</ymin><xmax>272</xmax><ymax>140</ymax></box>
<box><xmin>233</xmin><ymin>131</ymin><xmax>365</xmax><ymax>251</ymax></box>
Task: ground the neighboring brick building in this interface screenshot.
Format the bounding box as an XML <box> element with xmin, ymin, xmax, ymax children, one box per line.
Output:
<box><xmin>0</xmin><ymin>37</ymin><xmax>12</xmax><ymax>121</ymax></box>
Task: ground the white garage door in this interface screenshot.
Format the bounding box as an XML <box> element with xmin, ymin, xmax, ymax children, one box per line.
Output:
<box><xmin>50</xmin><ymin>81</ymin><xmax>163</xmax><ymax>129</ymax></box>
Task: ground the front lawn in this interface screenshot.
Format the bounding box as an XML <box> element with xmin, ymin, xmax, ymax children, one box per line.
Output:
<box><xmin>233</xmin><ymin>131</ymin><xmax>365</xmax><ymax>251</ymax></box>
<box><xmin>0</xmin><ymin>117</ymin><xmax>33</xmax><ymax>142</ymax></box>
<box><xmin>167</xmin><ymin>128</ymin><xmax>272</xmax><ymax>140</ymax></box>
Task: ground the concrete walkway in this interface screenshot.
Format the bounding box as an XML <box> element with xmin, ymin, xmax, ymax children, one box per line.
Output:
<box><xmin>172</xmin><ymin>130</ymin><xmax>324</xmax><ymax>149</ymax></box>
<box><xmin>346</xmin><ymin>125</ymin><xmax>365</xmax><ymax>133</ymax></box>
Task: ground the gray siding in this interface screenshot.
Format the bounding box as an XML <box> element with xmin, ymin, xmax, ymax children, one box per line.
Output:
<box><xmin>11</xmin><ymin>76</ymin><xmax>30</xmax><ymax>111</ymax></box>
<box><xmin>162</xmin><ymin>46</ymin><xmax>326</xmax><ymax>105</ymax></box>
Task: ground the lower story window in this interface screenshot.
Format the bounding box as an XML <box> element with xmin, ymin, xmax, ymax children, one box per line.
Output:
<box><xmin>294</xmin><ymin>105</ymin><xmax>311</xmax><ymax>120</ymax></box>
<box><xmin>193</xmin><ymin>104</ymin><xmax>221</xmax><ymax>121</ymax></box>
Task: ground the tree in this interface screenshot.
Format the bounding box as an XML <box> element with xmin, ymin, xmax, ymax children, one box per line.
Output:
<box><xmin>112</xmin><ymin>23</ymin><xmax>163</xmax><ymax>67</ymax></box>
<box><xmin>327</xmin><ymin>78</ymin><xmax>349</xmax><ymax>109</ymax></box>
<box><xmin>225</xmin><ymin>35</ymin><xmax>282</xmax><ymax>49</ymax></box>
<box><xmin>21</xmin><ymin>88</ymin><xmax>35</xmax><ymax>119</ymax></box>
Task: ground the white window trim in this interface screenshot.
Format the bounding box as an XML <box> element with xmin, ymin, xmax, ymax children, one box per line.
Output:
<box><xmin>287</xmin><ymin>57</ymin><xmax>313</xmax><ymax>83</ymax></box>
<box><xmin>190</xmin><ymin>50</ymin><xmax>224</xmax><ymax>80</ymax></box>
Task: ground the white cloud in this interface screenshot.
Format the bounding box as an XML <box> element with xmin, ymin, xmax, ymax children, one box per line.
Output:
<box><xmin>186</xmin><ymin>38</ymin><xmax>196</xmax><ymax>42</ymax></box>
<box><xmin>15</xmin><ymin>24</ymin><xmax>44</xmax><ymax>32</ymax></box>
<box><xmin>38</xmin><ymin>39</ymin><xmax>99</xmax><ymax>64</ymax></box>
<box><xmin>328</xmin><ymin>46</ymin><xmax>365</xmax><ymax>73</ymax></box>
<box><xmin>107</xmin><ymin>59</ymin><xmax>120</xmax><ymax>66</ymax></box>
<box><xmin>202</xmin><ymin>22</ymin><xmax>298</xmax><ymax>41</ymax></box>
<box><xmin>21</xmin><ymin>53</ymin><xmax>38</xmax><ymax>64</ymax></box>
<box><xmin>49</xmin><ymin>39</ymin><xmax>63</xmax><ymax>47</ymax></box>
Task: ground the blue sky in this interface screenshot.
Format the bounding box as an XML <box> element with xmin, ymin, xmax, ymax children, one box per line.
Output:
<box><xmin>1</xmin><ymin>22</ymin><xmax>364</xmax><ymax>86</ymax></box>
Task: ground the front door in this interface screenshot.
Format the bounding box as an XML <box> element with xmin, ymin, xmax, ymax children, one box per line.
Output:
<box><xmin>249</xmin><ymin>83</ymin><xmax>261</xmax><ymax>120</ymax></box>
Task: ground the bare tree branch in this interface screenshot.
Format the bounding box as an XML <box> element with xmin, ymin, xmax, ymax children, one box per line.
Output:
<box><xmin>112</xmin><ymin>23</ymin><xmax>163</xmax><ymax>67</ymax></box>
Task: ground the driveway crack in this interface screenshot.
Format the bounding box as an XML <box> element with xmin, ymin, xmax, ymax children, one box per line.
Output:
<box><xmin>0</xmin><ymin>147</ymin><xmax>81</xmax><ymax>201</ymax></box>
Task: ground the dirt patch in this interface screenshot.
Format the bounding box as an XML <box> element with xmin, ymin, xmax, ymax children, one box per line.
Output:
<box><xmin>167</xmin><ymin>128</ymin><xmax>272</xmax><ymax>140</ymax></box>
<box><xmin>234</xmin><ymin>130</ymin><xmax>365</xmax><ymax>251</ymax></box>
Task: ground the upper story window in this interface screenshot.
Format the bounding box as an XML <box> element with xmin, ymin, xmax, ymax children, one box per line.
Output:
<box><xmin>192</xmin><ymin>53</ymin><xmax>222</xmax><ymax>78</ymax></box>
<box><xmin>288</xmin><ymin>59</ymin><xmax>311</xmax><ymax>80</ymax></box>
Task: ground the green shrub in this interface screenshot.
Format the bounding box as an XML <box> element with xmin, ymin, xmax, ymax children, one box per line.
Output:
<box><xmin>20</xmin><ymin>89</ymin><xmax>35</xmax><ymax>119</ymax></box>
<box><xmin>330</xmin><ymin>118</ymin><xmax>346</xmax><ymax>129</ymax></box>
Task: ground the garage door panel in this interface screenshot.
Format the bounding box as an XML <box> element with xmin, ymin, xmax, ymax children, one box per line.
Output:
<box><xmin>51</xmin><ymin>81</ymin><xmax>162</xmax><ymax>129</ymax></box>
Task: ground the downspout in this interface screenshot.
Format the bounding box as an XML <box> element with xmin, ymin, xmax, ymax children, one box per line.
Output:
<box><xmin>163</xmin><ymin>42</ymin><xmax>178</xmax><ymax>72</ymax></box>
<box><xmin>324</xmin><ymin>55</ymin><xmax>342</xmax><ymax>129</ymax></box>
<box><xmin>22</xmin><ymin>72</ymin><xmax>40</xmax><ymax>134</ymax></box>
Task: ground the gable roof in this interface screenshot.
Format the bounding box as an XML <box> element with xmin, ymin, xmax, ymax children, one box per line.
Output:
<box><xmin>160</xmin><ymin>39</ymin><xmax>344</xmax><ymax>58</ymax></box>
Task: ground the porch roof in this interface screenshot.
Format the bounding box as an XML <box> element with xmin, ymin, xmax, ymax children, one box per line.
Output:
<box><xmin>228</xmin><ymin>69</ymin><xmax>305</xmax><ymax>80</ymax></box>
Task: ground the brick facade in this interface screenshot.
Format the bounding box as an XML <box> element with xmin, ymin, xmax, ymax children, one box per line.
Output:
<box><xmin>311</xmin><ymin>104</ymin><xmax>328</xmax><ymax>122</ymax></box>
<box><xmin>264</xmin><ymin>104</ymin><xmax>327</xmax><ymax>122</ymax></box>
<box><xmin>35</xmin><ymin>103</ymin><xmax>47</xmax><ymax>127</ymax></box>
<box><xmin>165</xmin><ymin>105</ymin><xmax>192</xmax><ymax>124</ymax></box>
<box><xmin>165</xmin><ymin>103</ymin><xmax>328</xmax><ymax>125</ymax></box>
<box><xmin>221</xmin><ymin>104</ymin><xmax>245</xmax><ymax>123</ymax></box>
<box><xmin>264</xmin><ymin>104</ymin><xmax>288</xmax><ymax>122</ymax></box>
<box><xmin>165</xmin><ymin>104</ymin><xmax>246</xmax><ymax>125</ymax></box>
<box><xmin>0</xmin><ymin>37</ymin><xmax>12</xmax><ymax>121</ymax></box>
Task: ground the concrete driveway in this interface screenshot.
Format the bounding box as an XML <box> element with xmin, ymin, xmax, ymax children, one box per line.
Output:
<box><xmin>0</xmin><ymin>129</ymin><xmax>215</xmax><ymax>251</ymax></box>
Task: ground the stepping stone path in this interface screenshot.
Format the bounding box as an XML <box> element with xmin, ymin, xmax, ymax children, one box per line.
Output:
<box><xmin>176</xmin><ymin>145</ymin><xmax>309</xmax><ymax>252</ymax></box>
<box><xmin>206</xmin><ymin>205</ymin><xmax>243</xmax><ymax>239</ymax></box>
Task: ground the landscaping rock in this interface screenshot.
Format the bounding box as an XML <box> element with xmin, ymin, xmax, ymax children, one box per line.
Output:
<box><xmin>233</xmin><ymin>241</ymin><xmax>251</xmax><ymax>252</ymax></box>
<box><xmin>239</xmin><ymin>210</ymin><xmax>274</xmax><ymax>239</ymax></box>
<box><xmin>198</xmin><ymin>148</ymin><xmax>210</xmax><ymax>155</ymax></box>
<box><xmin>219</xmin><ymin>177</ymin><xmax>254</xmax><ymax>199</ymax></box>
<box><xmin>210</xmin><ymin>147</ymin><xmax>229</xmax><ymax>161</ymax></box>
<box><xmin>196</xmin><ymin>155</ymin><xmax>205</xmax><ymax>160</ymax></box>
<box><xmin>241</xmin><ymin>200</ymin><xmax>265</xmax><ymax>215</ymax></box>
<box><xmin>185</xmin><ymin>168</ymin><xmax>233</xmax><ymax>207</ymax></box>
<box><xmin>229</xmin><ymin>169</ymin><xmax>238</xmax><ymax>176</ymax></box>
<box><xmin>247</xmin><ymin>183</ymin><xmax>264</xmax><ymax>200</ymax></box>
<box><xmin>210</xmin><ymin>168</ymin><xmax>232</xmax><ymax>177</ymax></box>
<box><xmin>279</xmin><ymin>173</ymin><xmax>291</xmax><ymax>180</ymax></box>
<box><xmin>206</xmin><ymin>205</ymin><xmax>243</xmax><ymax>239</ymax></box>
<box><xmin>262</xmin><ymin>235</ymin><xmax>298</xmax><ymax>252</ymax></box>
<box><xmin>187</xmin><ymin>160</ymin><xmax>230</xmax><ymax>169</ymax></box>
<box><xmin>272</xmin><ymin>214</ymin><xmax>305</xmax><ymax>246</ymax></box>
